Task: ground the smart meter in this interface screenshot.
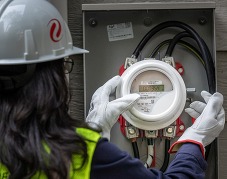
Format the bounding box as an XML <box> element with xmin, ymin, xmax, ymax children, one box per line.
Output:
<box><xmin>116</xmin><ymin>59</ymin><xmax>186</xmax><ymax>130</ymax></box>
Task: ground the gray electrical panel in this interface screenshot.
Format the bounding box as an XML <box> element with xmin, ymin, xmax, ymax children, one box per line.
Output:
<box><xmin>83</xmin><ymin>2</ymin><xmax>216</xmax><ymax>178</ymax></box>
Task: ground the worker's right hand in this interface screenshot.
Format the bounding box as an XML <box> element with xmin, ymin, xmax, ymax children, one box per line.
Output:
<box><xmin>86</xmin><ymin>76</ymin><xmax>140</xmax><ymax>140</ymax></box>
<box><xmin>169</xmin><ymin>91</ymin><xmax>225</xmax><ymax>157</ymax></box>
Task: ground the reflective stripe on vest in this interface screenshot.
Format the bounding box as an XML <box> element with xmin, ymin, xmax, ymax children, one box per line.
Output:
<box><xmin>0</xmin><ymin>128</ymin><xmax>100</xmax><ymax>179</ymax></box>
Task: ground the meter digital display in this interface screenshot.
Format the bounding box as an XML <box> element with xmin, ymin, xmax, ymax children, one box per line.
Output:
<box><xmin>139</xmin><ymin>84</ymin><xmax>164</xmax><ymax>92</ymax></box>
<box><xmin>130</xmin><ymin>70</ymin><xmax>173</xmax><ymax>115</ymax></box>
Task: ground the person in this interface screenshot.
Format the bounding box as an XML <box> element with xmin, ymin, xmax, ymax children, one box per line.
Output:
<box><xmin>0</xmin><ymin>0</ymin><xmax>225</xmax><ymax>179</ymax></box>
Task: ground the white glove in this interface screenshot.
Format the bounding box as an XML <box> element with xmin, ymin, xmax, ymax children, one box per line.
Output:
<box><xmin>86</xmin><ymin>76</ymin><xmax>140</xmax><ymax>140</ymax></box>
<box><xmin>169</xmin><ymin>91</ymin><xmax>225</xmax><ymax>157</ymax></box>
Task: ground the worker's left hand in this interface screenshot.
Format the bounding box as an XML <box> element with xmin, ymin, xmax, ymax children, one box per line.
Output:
<box><xmin>86</xmin><ymin>76</ymin><xmax>140</xmax><ymax>140</ymax></box>
<box><xmin>169</xmin><ymin>91</ymin><xmax>225</xmax><ymax>157</ymax></box>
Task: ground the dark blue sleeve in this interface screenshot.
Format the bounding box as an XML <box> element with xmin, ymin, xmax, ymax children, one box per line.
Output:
<box><xmin>164</xmin><ymin>143</ymin><xmax>207</xmax><ymax>178</ymax></box>
<box><xmin>90</xmin><ymin>138</ymin><xmax>207</xmax><ymax>179</ymax></box>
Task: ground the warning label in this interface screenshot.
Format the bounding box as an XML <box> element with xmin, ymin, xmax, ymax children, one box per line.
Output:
<box><xmin>107</xmin><ymin>22</ymin><xmax>134</xmax><ymax>42</ymax></box>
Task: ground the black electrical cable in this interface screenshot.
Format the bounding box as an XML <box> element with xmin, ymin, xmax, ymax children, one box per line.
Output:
<box><xmin>160</xmin><ymin>139</ymin><xmax>170</xmax><ymax>172</ymax></box>
<box><xmin>201</xmin><ymin>37</ymin><xmax>214</xmax><ymax>88</ymax></box>
<box><xmin>134</xmin><ymin>21</ymin><xmax>215</xmax><ymax>160</ymax></box>
<box><xmin>147</xmin><ymin>138</ymin><xmax>154</xmax><ymax>145</ymax></box>
<box><xmin>150</xmin><ymin>39</ymin><xmax>203</xmax><ymax>64</ymax></box>
<box><xmin>162</xmin><ymin>30</ymin><xmax>214</xmax><ymax>160</ymax></box>
<box><xmin>132</xmin><ymin>21</ymin><xmax>215</xmax><ymax>93</ymax></box>
<box><xmin>165</xmin><ymin>31</ymin><xmax>193</xmax><ymax>56</ymax></box>
<box><xmin>149</xmin><ymin>39</ymin><xmax>170</xmax><ymax>58</ymax></box>
<box><xmin>132</xmin><ymin>141</ymin><xmax>140</xmax><ymax>159</ymax></box>
<box><xmin>130</xmin><ymin>21</ymin><xmax>215</xmax><ymax>165</ymax></box>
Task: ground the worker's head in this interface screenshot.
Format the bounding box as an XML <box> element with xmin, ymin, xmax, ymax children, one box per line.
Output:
<box><xmin>0</xmin><ymin>0</ymin><xmax>88</xmax><ymax>139</ymax></box>
<box><xmin>0</xmin><ymin>0</ymin><xmax>87</xmax><ymax>90</ymax></box>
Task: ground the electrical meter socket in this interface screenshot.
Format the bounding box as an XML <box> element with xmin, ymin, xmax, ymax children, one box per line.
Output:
<box><xmin>116</xmin><ymin>60</ymin><xmax>186</xmax><ymax>130</ymax></box>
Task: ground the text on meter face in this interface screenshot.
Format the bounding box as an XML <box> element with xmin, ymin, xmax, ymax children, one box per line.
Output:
<box><xmin>130</xmin><ymin>71</ymin><xmax>173</xmax><ymax>114</ymax></box>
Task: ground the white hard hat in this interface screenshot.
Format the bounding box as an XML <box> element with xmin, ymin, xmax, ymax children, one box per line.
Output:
<box><xmin>0</xmin><ymin>0</ymin><xmax>88</xmax><ymax>65</ymax></box>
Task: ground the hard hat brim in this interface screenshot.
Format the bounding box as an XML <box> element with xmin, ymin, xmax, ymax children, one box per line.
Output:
<box><xmin>72</xmin><ymin>46</ymin><xmax>89</xmax><ymax>54</ymax></box>
<box><xmin>0</xmin><ymin>46</ymin><xmax>89</xmax><ymax>65</ymax></box>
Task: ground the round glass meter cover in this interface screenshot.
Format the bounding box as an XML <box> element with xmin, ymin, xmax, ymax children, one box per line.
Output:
<box><xmin>130</xmin><ymin>70</ymin><xmax>173</xmax><ymax>114</ymax></box>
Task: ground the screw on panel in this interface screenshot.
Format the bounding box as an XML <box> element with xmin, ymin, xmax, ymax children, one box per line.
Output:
<box><xmin>178</xmin><ymin>67</ymin><xmax>183</xmax><ymax>74</ymax></box>
<box><xmin>128</xmin><ymin>128</ymin><xmax>136</xmax><ymax>135</ymax></box>
<box><xmin>89</xmin><ymin>18</ymin><xmax>98</xmax><ymax>27</ymax></box>
<box><xmin>179</xmin><ymin>125</ymin><xmax>185</xmax><ymax>131</ymax></box>
<box><xmin>148</xmin><ymin>130</ymin><xmax>154</xmax><ymax>134</ymax></box>
<box><xmin>166</xmin><ymin>127</ymin><xmax>173</xmax><ymax>134</ymax></box>
<box><xmin>143</xmin><ymin>17</ymin><xmax>152</xmax><ymax>27</ymax></box>
<box><xmin>198</xmin><ymin>16</ymin><xmax>207</xmax><ymax>25</ymax></box>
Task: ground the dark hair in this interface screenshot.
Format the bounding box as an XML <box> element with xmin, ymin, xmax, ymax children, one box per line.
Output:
<box><xmin>0</xmin><ymin>59</ymin><xmax>88</xmax><ymax>178</ymax></box>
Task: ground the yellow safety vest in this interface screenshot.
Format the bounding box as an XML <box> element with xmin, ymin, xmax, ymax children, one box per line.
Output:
<box><xmin>0</xmin><ymin>128</ymin><xmax>100</xmax><ymax>179</ymax></box>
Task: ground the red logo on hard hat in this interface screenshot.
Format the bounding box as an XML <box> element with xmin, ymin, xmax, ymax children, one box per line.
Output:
<box><xmin>48</xmin><ymin>19</ymin><xmax>63</xmax><ymax>42</ymax></box>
